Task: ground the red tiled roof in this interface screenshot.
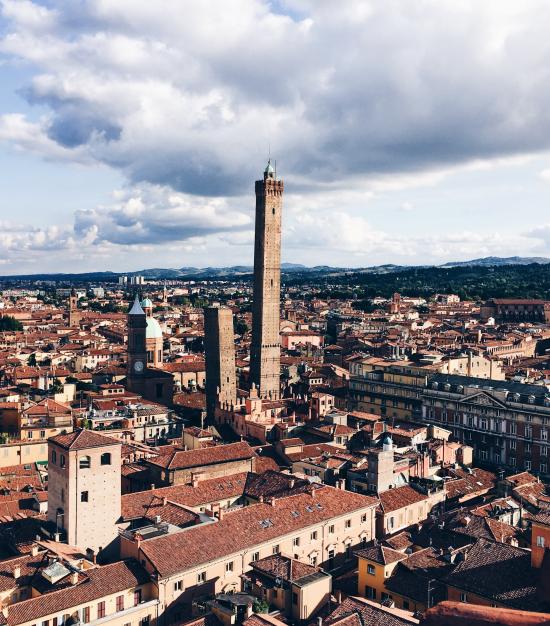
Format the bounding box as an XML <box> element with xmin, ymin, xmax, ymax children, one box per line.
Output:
<box><xmin>146</xmin><ymin>442</ymin><xmax>255</xmax><ymax>470</ymax></box>
<box><xmin>139</xmin><ymin>486</ymin><xmax>378</xmax><ymax>577</ymax></box>
<box><xmin>6</xmin><ymin>560</ymin><xmax>149</xmax><ymax>626</ymax></box>
<box><xmin>49</xmin><ymin>429</ymin><xmax>120</xmax><ymax>450</ymax></box>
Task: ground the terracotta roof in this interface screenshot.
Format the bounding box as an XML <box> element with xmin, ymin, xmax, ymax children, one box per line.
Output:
<box><xmin>251</xmin><ymin>554</ymin><xmax>318</xmax><ymax>582</ymax></box>
<box><xmin>379</xmin><ymin>485</ymin><xmax>427</xmax><ymax>514</ymax></box>
<box><xmin>6</xmin><ymin>560</ymin><xmax>149</xmax><ymax>626</ymax></box>
<box><xmin>356</xmin><ymin>544</ymin><xmax>407</xmax><ymax>565</ymax></box>
<box><xmin>139</xmin><ymin>486</ymin><xmax>378</xmax><ymax>577</ymax></box>
<box><xmin>49</xmin><ymin>429</ymin><xmax>120</xmax><ymax>450</ymax></box>
<box><xmin>324</xmin><ymin>596</ymin><xmax>418</xmax><ymax>626</ymax></box>
<box><xmin>121</xmin><ymin>473</ymin><xmax>248</xmax><ymax>518</ymax></box>
<box><xmin>444</xmin><ymin>539</ymin><xmax>546</xmax><ymax>611</ymax></box>
<box><xmin>146</xmin><ymin>442</ymin><xmax>255</xmax><ymax>470</ymax></box>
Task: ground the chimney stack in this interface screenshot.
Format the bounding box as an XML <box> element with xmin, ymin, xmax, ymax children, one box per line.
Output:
<box><xmin>12</xmin><ymin>566</ymin><xmax>21</xmax><ymax>580</ymax></box>
<box><xmin>70</xmin><ymin>572</ymin><xmax>79</xmax><ymax>585</ymax></box>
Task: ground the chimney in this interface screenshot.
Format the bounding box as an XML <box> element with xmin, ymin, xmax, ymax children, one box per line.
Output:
<box><xmin>12</xmin><ymin>566</ymin><xmax>21</xmax><ymax>580</ymax></box>
<box><xmin>70</xmin><ymin>572</ymin><xmax>79</xmax><ymax>585</ymax></box>
<box><xmin>289</xmin><ymin>478</ymin><xmax>295</xmax><ymax>489</ymax></box>
<box><xmin>162</xmin><ymin>497</ymin><xmax>168</xmax><ymax>506</ymax></box>
<box><xmin>191</xmin><ymin>474</ymin><xmax>200</xmax><ymax>488</ymax></box>
<box><xmin>318</xmin><ymin>617</ymin><xmax>323</xmax><ymax>626</ymax></box>
<box><xmin>31</xmin><ymin>544</ymin><xmax>40</xmax><ymax>557</ymax></box>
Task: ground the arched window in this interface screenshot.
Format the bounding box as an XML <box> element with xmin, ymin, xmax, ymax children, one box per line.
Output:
<box><xmin>100</xmin><ymin>452</ymin><xmax>111</xmax><ymax>466</ymax></box>
<box><xmin>79</xmin><ymin>455</ymin><xmax>91</xmax><ymax>469</ymax></box>
<box><xmin>51</xmin><ymin>450</ymin><xmax>57</xmax><ymax>464</ymax></box>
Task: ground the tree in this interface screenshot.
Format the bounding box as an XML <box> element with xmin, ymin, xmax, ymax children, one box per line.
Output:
<box><xmin>50</xmin><ymin>378</ymin><xmax>64</xmax><ymax>395</ymax></box>
<box><xmin>233</xmin><ymin>317</ymin><xmax>249</xmax><ymax>336</ymax></box>
<box><xmin>252</xmin><ymin>600</ymin><xmax>270</xmax><ymax>614</ymax></box>
<box><xmin>27</xmin><ymin>353</ymin><xmax>37</xmax><ymax>366</ymax></box>
<box><xmin>0</xmin><ymin>316</ymin><xmax>23</xmax><ymax>331</ymax></box>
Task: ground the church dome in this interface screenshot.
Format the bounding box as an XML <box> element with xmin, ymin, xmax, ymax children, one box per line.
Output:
<box><xmin>141</xmin><ymin>298</ymin><xmax>153</xmax><ymax>309</ymax></box>
<box><xmin>146</xmin><ymin>316</ymin><xmax>163</xmax><ymax>339</ymax></box>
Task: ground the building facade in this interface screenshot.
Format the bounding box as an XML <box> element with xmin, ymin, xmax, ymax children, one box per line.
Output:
<box><xmin>422</xmin><ymin>373</ymin><xmax>550</xmax><ymax>476</ymax></box>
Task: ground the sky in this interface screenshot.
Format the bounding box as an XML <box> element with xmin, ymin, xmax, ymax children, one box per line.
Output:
<box><xmin>1</xmin><ymin>0</ymin><xmax>550</xmax><ymax>274</ymax></box>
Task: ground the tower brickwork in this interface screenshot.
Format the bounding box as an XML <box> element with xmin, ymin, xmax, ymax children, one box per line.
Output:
<box><xmin>204</xmin><ymin>306</ymin><xmax>237</xmax><ymax>423</ymax></box>
<box><xmin>250</xmin><ymin>161</ymin><xmax>283</xmax><ymax>400</ymax></box>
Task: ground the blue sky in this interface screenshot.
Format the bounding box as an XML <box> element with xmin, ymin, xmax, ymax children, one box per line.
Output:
<box><xmin>1</xmin><ymin>0</ymin><xmax>550</xmax><ymax>274</ymax></box>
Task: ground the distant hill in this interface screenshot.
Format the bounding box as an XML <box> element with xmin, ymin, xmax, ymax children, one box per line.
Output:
<box><xmin>441</xmin><ymin>256</ymin><xmax>550</xmax><ymax>268</ymax></box>
<box><xmin>1</xmin><ymin>256</ymin><xmax>549</xmax><ymax>282</ymax></box>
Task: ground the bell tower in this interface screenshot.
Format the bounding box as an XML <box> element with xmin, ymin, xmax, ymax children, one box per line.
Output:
<box><xmin>68</xmin><ymin>288</ymin><xmax>80</xmax><ymax>328</ymax></box>
<box><xmin>127</xmin><ymin>294</ymin><xmax>147</xmax><ymax>384</ymax></box>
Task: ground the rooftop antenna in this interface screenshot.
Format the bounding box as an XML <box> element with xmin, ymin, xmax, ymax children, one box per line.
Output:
<box><xmin>275</xmin><ymin>159</ymin><xmax>277</xmax><ymax>180</ymax></box>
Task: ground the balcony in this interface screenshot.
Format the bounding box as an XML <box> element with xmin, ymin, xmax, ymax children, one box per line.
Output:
<box><xmin>88</xmin><ymin>599</ymin><xmax>159</xmax><ymax>626</ymax></box>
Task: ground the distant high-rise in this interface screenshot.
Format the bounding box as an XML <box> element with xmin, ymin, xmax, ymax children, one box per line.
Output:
<box><xmin>204</xmin><ymin>306</ymin><xmax>237</xmax><ymax>423</ymax></box>
<box><xmin>250</xmin><ymin>160</ymin><xmax>283</xmax><ymax>400</ymax></box>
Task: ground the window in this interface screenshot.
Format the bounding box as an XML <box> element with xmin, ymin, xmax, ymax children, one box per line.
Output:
<box><xmin>174</xmin><ymin>580</ymin><xmax>183</xmax><ymax>591</ymax></box>
<box><xmin>79</xmin><ymin>455</ymin><xmax>91</xmax><ymax>469</ymax></box>
<box><xmin>51</xmin><ymin>450</ymin><xmax>57</xmax><ymax>464</ymax></box>
<box><xmin>460</xmin><ymin>593</ymin><xmax>468</xmax><ymax>603</ymax></box>
<box><xmin>134</xmin><ymin>589</ymin><xmax>142</xmax><ymax>606</ymax></box>
<box><xmin>80</xmin><ymin>491</ymin><xmax>89</xmax><ymax>503</ymax></box>
<box><xmin>197</xmin><ymin>571</ymin><xmax>206</xmax><ymax>584</ymax></box>
<box><xmin>97</xmin><ymin>602</ymin><xmax>106</xmax><ymax>619</ymax></box>
<box><xmin>82</xmin><ymin>607</ymin><xmax>90</xmax><ymax>623</ymax></box>
<box><xmin>367</xmin><ymin>564</ymin><xmax>376</xmax><ymax>576</ymax></box>
<box><xmin>251</xmin><ymin>552</ymin><xmax>260</xmax><ymax>562</ymax></box>
<box><xmin>510</xmin><ymin>440</ymin><xmax>516</xmax><ymax>450</ymax></box>
<box><xmin>225</xmin><ymin>561</ymin><xmax>234</xmax><ymax>573</ymax></box>
<box><xmin>40</xmin><ymin>431</ymin><xmax>46</xmax><ymax>439</ymax></box>
<box><xmin>116</xmin><ymin>596</ymin><xmax>124</xmax><ymax>612</ymax></box>
<box><xmin>345</xmin><ymin>519</ymin><xmax>351</xmax><ymax>528</ymax></box>
<box><xmin>541</xmin><ymin>463</ymin><xmax>547</xmax><ymax>473</ymax></box>
<box><xmin>61</xmin><ymin>488</ymin><xmax>65</xmax><ymax>502</ymax></box>
<box><xmin>389</xmin><ymin>516</ymin><xmax>395</xmax><ymax>529</ymax></box>
<box><xmin>329</xmin><ymin>525</ymin><xmax>335</xmax><ymax>534</ymax></box>
<box><xmin>60</xmin><ymin>454</ymin><xmax>66</xmax><ymax>468</ymax></box>
<box><xmin>526</xmin><ymin>426</ymin><xmax>532</xmax><ymax>439</ymax></box>
<box><xmin>361</xmin><ymin>513</ymin><xmax>367</xmax><ymax>523</ymax></box>
<box><xmin>311</xmin><ymin>531</ymin><xmax>318</xmax><ymax>541</ymax></box>
<box><xmin>272</xmin><ymin>544</ymin><xmax>280</xmax><ymax>554</ymax></box>
<box><xmin>510</xmin><ymin>423</ymin><xmax>517</xmax><ymax>435</ymax></box>
<box><xmin>100</xmin><ymin>452</ymin><xmax>111</xmax><ymax>465</ymax></box>
<box><xmin>525</xmin><ymin>443</ymin><xmax>532</xmax><ymax>453</ymax></box>
<box><xmin>365</xmin><ymin>586</ymin><xmax>376</xmax><ymax>600</ymax></box>
<box><xmin>310</xmin><ymin>555</ymin><xmax>317</xmax><ymax>566</ymax></box>
<box><xmin>537</xmin><ymin>536</ymin><xmax>545</xmax><ymax>547</ymax></box>
<box><xmin>526</xmin><ymin>460</ymin><xmax>532</xmax><ymax>471</ymax></box>
<box><xmin>293</xmin><ymin>537</ymin><xmax>300</xmax><ymax>547</ymax></box>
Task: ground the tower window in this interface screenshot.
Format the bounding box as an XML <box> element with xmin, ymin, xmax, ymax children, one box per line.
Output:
<box><xmin>272</xmin><ymin>207</ymin><xmax>276</xmax><ymax>215</ymax></box>
<box><xmin>51</xmin><ymin>450</ymin><xmax>57</xmax><ymax>464</ymax></box>
<box><xmin>79</xmin><ymin>455</ymin><xmax>91</xmax><ymax>469</ymax></box>
<box><xmin>100</xmin><ymin>453</ymin><xmax>111</xmax><ymax>466</ymax></box>
<box><xmin>60</xmin><ymin>455</ymin><xmax>66</xmax><ymax>469</ymax></box>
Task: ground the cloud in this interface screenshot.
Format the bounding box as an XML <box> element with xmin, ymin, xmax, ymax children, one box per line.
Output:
<box><xmin>3</xmin><ymin>0</ymin><xmax>550</xmax><ymax>197</ymax></box>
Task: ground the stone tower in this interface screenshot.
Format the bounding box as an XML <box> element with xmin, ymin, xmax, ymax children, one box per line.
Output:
<box><xmin>47</xmin><ymin>429</ymin><xmax>121</xmax><ymax>556</ymax></box>
<box><xmin>68</xmin><ymin>288</ymin><xmax>80</xmax><ymax>328</ymax></box>
<box><xmin>250</xmin><ymin>160</ymin><xmax>283</xmax><ymax>400</ymax></box>
<box><xmin>127</xmin><ymin>295</ymin><xmax>147</xmax><ymax>385</ymax></box>
<box><xmin>204</xmin><ymin>306</ymin><xmax>237</xmax><ymax>423</ymax></box>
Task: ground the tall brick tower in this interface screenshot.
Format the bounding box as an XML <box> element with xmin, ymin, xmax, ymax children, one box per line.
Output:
<box><xmin>250</xmin><ymin>160</ymin><xmax>283</xmax><ymax>400</ymax></box>
<box><xmin>204</xmin><ymin>306</ymin><xmax>237</xmax><ymax>423</ymax></box>
<box><xmin>68</xmin><ymin>288</ymin><xmax>81</xmax><ymax>328</ymax></box>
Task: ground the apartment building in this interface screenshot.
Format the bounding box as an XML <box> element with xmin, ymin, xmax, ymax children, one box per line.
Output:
<box><xmin>120</xmin><ymin>485</ymin><xmax>378</xmax><ymax>622</ymax></box>
<box><xmin>422</xmin><ymin>374</ymin><xmax>550</xmax><ymax>476</ymax></box>
<box><xmin>1</xmin><ymin>560</ymin><xmax>157</xmax><ymax>626</ymax></box>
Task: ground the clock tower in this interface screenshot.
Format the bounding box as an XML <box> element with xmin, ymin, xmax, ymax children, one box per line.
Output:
<box><xmin>127</xmin><ymin>294</ymin><xmax>147</xmax><ymax>382</ymax></box>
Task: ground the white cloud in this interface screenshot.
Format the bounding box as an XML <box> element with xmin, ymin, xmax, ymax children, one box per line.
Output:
<box><xmin>2</xmin><ymin>1</ymin><xmax>550</xmax><ymax>271</ymax></box>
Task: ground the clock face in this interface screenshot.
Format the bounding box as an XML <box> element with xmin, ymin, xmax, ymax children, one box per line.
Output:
<box><xmin>134</xmin><ymin>360</ymin><xmax>144</xmax><ymax>373</ymax></box>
